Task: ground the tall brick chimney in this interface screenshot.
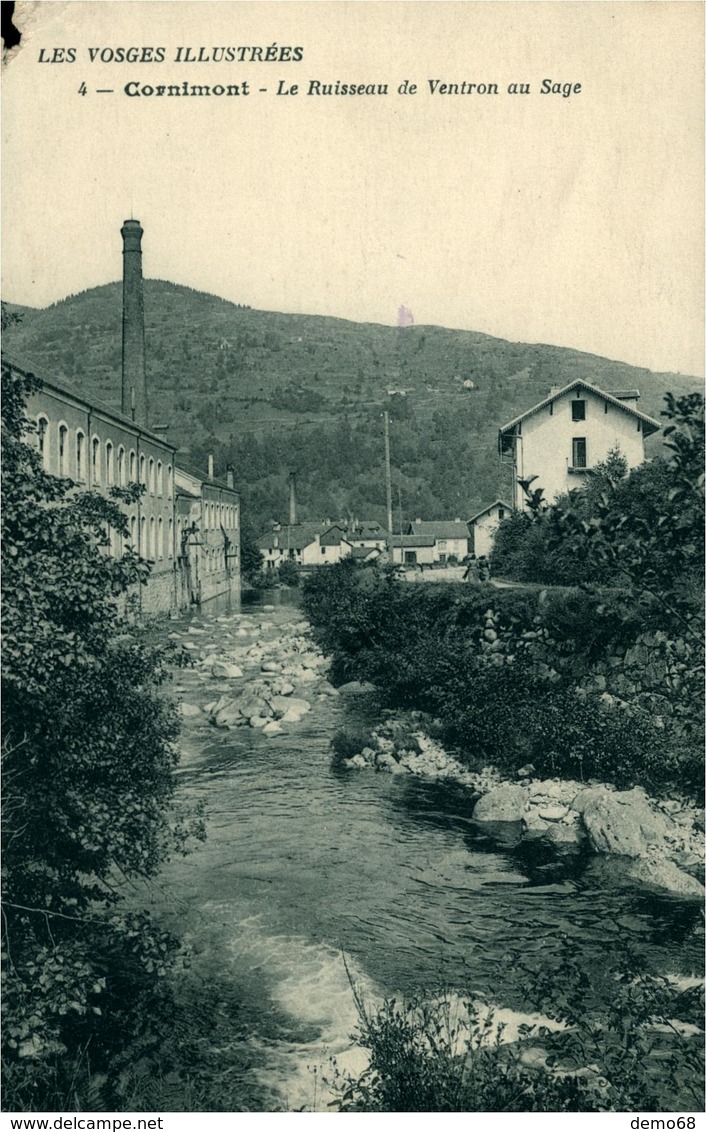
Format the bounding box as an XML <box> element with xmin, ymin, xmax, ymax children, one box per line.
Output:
<box><xmin>121</xmin><ymin>219</ymin><xmax>148</xmax><ymax>425</ymax></box>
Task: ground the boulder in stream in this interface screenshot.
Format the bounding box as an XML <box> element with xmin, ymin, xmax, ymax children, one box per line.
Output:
<box><xmin>628</xmin><ymin>857</ymin><xmax>705</xmax><ymax>898</ymax></box>
<box><xmin>337</xmin><ymin>680</ymin><xmax>378</xmax><ymax>696</ymax></box>
<box><xmin>267</xmin><ymin>695</ymin><xmax>311</xmax><ymax>719</ymax></box>
<box><xmin>177</xmin><ymin>703</ymin><xmax>202</xmax><ymax>718</ymax></box>
<box><xmin>210</xmin><ymin>661</ymin><xmax>244</xmax><ymax>679</ymax></box>
<box><xmin>572</xmin><ymin>786</ymin><xmax>673</xmax><ymax>857</ymax></box>
<box><xmin>473</xmin><ymin>785</ymin><xmax>528</xmax><ymax>823</ymax></box>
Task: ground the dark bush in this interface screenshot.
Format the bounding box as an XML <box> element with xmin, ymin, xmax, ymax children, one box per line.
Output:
<box><xmin>302</xmin><ymin>561</ymin><xmax>702</xmax><ymax>800</ymax></box>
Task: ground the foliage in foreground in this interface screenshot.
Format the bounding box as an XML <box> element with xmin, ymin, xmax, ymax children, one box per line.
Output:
<box><xmin>1</xmin><ymin>365</ymin><xmax>203</xmax><ymax>1110</ymax></box>
<box><xmin>333</xmin><ymin>954</ymin><xmax>704</xmax><ymax>1112</ymax></box>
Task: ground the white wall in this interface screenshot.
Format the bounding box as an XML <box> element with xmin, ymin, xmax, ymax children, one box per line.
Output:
<box><xmin>513</xmin><ymin>389</ymin><xmax>646</xmax><ymax>508</ymax></box>
<box><xmin>432</xmin><ymin>537</ymin><xmax>468</xmax><ymax>562</ymax></box>
<box><xmin>318</xmin><ymin>540</ymin><xmax>353</xmax><ymax>564</ymax></box>
<box><xmin>392</xmin><ymin>544</ymin><xmax>435</xmax><ymax>565</ymax></box>
<box><xmin>473</xmin><ymin>505</ymin><xmax>508</xmax><ymax>556</ymax></box>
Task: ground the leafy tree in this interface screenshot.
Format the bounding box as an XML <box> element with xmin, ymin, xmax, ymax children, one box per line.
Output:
<box><xmin>277</xmin><ymin>559</ymin><xmax>300</xmax><ymax>587</ymax></box>
<box><xmin>239</xmin><ymin>515</ymin><xmax>264</xmax><ymax>584</ymax></box>
<box><xmin>1</xmin><ymin>364</ymin><xmax>201</xmax><ymax>1108</ymax></box>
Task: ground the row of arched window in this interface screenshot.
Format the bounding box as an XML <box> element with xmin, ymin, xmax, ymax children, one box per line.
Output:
<box><xmin>107</xmin><ymin>515</ymin><xmax>173</xmax><ymax>561</ymax></box>
<box><xmin>36</xmin><ymin>416</ymin><xmax>173</xmax><ymax>497</ymax></box>
<box><xmin>202</xmin><ymin>499</ymin><xmax>239</xmax><ymax>530</ymax></box>
<box><xmin>204</xmin><ymin>546</ymin><xmax>228</xmax><ymax>574</ymax></box>
<box><xmin>36</xmin><ymin>416</ymin><xmax>238</xmax><ymax>566</ymax></box>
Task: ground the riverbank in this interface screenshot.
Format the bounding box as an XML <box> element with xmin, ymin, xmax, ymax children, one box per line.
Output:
<box><xmin>147</xmin><ymin>597</ymin><xmax>703</xmax><ymax>1111</ymax></box>
<box><xmin>333</xmin><ymin>710</ymin><xmax>704</xmax><ymax>898</ymax></box>
<box><xmin>167</xmin><ymin>596</ymin><xmax>704</xmax><ymax>898</ymax></box>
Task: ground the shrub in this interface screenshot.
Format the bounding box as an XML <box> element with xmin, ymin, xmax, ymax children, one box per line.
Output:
<box><xmin>302</xmin><ymin>561</ymin><xmax>702</xmax><ymax>800</ymax></box>
<box><xmin>330</xmin><ymin>725</ymin><xmax>375</xmax><ymax>767</ymax></box>
<box><xmin>332</xmin><ymin>959</ymin><xmax>704</xmax><ymax>1112</ymax></box>
<box><xmin>278</xmin><ymin>559</ymin><xmax>300</xmax><ymax>587</ymax></box>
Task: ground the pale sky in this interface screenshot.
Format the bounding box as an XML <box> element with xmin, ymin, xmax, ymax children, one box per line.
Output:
<box><xmin>2</xmin><ymin>1</ymin><xmax>704</xmax><ymax>376</ymax></box>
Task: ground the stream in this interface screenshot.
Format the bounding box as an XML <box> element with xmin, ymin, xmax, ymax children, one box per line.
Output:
<box><xmin>144</xmin><ymin>593</ymin><xmax>703</xmax><ymax>1111</ymax></box>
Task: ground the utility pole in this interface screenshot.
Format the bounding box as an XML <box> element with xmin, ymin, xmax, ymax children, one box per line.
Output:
<box><xmin>384</xmin><ymin>410</ymin><xmax>393</xmax><ymax>558</ymax></box>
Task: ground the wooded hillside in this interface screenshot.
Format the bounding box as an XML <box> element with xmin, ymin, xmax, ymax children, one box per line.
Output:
<box><xmin>4</xmin><ymin>281</ymin><xmax>700</xmax><ymax>532</ymax></box>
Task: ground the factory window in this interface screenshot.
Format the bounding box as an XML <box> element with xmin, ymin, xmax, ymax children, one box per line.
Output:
<box><xmin>75</xmin><ymin>430</ymin><xmax>85</xmax><ymax>480</ymax></box>
<box><xmin>129</xmin><ymin>450</ymin><xmax>136</xmax><ymax>482</ymax></box>
<box><xmin>157</xmin><ymin>461</ymin><xmax>163</xmax><ymax>496</ymax></box>
<box><xmin>130</xmin><ymin>515</ymin><xmax>137</xmax><ymax>548</ymax></box>
<box><xmin>148</xmin><ymin>458</ymin><xmax>155</xmax><ymax>495</ymax></box>
<box><xmin>149</xmin><ymin>516</ymin><xmax>155</xmax><ymax>560</ymax></box>
<box><xmin>36</xmin><ymin>415</ymin><xmax>50</xmax><ymax>469</ymax></box>
<box><xmin>92</xmin><ymin>436</ymin><xmax>101</xmax><ymax>484</ymax></box>
<box><xmin>167</xmin><ymin>464</ymin><xmax>173</xmax><ymax>498</ymax></box>
<box><xmin>157</xmin><ymin>517</ymin><xmax>164</xmax><ymax>560</ymax></box>
<box><xmin>140</xmin><ymin>515</ymin><xmax>146</xmax><ymax>555</ymax></box>
<box><xmin>117</xmin><ymin>446</ymin><xmax>126</xmax><ymax>486</ymax></box>
<box><xmin>203</xmin><ymin>504</ymin><xmax>209</xmax><ymax>531</ymax></box>
<box><xmin>498</xmin><ymin>507</ymin><xmax>505</xmax><ymax>520</ymax></box>
<box><xmin>105</xmin><ymin>441</ymin><xmax>114</xmax><ymax>485</ymax></box>
<box><xmin>571</xmin><ymin>400</ymin><xmax>586</xmax><ymax>422</ymax></box>
<box><xmin>168</xmin><ymin>517</ymin><xmax>173</xmax><ymax>559</ymax></box>
<box><xmin>59</xmin><ymin>424</ymin><xmax>69</xmax><ymax>477</ymax></box>
<box><xmin>139</xmin><ymin>454</ymin><xmax>146</xmax><ymax>485</ymax></box>
<box><xmin>636</xmin><ymin>419</ymin><xmax>641</xmax><ymax>432</ymax></box>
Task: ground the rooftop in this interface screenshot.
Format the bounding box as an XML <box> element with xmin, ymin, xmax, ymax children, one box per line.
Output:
<box><xmin>468</xmin><ymin>499</ymin><xmax>512</xmax><ymax>524</ymax></box>
<box><xmin>405</xmin><ymin>520</ymin><xmax>471</xmax><ymax>539</ymax></box>
<box><xmin>498</xmin><ymin>378</ymin><xmax>661</xmax><ymax>437</ymax></box>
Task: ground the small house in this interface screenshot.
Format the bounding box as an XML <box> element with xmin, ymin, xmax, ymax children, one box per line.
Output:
<box><xmin>468</xmin><ymin>500</ymin><xmax>512</xmax><ymax>557</ymax></box>
<box><xmin>391</xmin><ymin>534</ymin><xmax>436</xmax><ymax>567</ymax></box>
<box><xmin>403</xmin><ymin>519</ymin><xmax>470</xmax><ymax>563</ymax></box>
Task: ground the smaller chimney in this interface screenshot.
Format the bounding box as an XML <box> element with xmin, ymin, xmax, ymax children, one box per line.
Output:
<box><xmin>415</xmin><ymin>517</ymin><xmax>422</xmax><ymax>525</ymax></box>
<box><xmin>288</xmin><ymin>471</ymin><xmax>297</xmax><ymax>525</ymax></box>
<box><xmin>226</xmin><ymin>465</ymin><xmax>235</xmax><ymax>489</ymax></box>
<box><xmin>152</xmin><ymin>424</ymin><xmax>168</xmax><ymax>440</ymax></box>
<box><xmin>207</xmin><ymin>454</ymin><xmax>214</xmax><ymax>481</ymax></box>
<box><xmin>609</xmin><ymin>389</ymin><xmax>641</xmax><ymax>403</ymax></box>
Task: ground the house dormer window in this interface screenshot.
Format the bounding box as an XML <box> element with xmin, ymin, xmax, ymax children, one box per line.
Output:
<box><xmin>571</xmin><ymin>400</ymin><xmax>586</xmax><ymax>421</ymax></box>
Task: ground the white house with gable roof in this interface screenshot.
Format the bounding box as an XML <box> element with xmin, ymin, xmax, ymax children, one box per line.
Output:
<box><xmin>469</xmin><ymin>500</ymin><xmax>512</xmax><ymax>557</ymax></box>
<box><xmin>498</xmin><ymin>380</ymin><xmax>661</xmax><ymax>511</ymax></box>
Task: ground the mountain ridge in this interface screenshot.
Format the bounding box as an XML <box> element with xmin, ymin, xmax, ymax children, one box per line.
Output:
<box><xmin>3</xmin><ymin>280</ymin><xmax>701</xmax><ymax>532</ymax></box>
